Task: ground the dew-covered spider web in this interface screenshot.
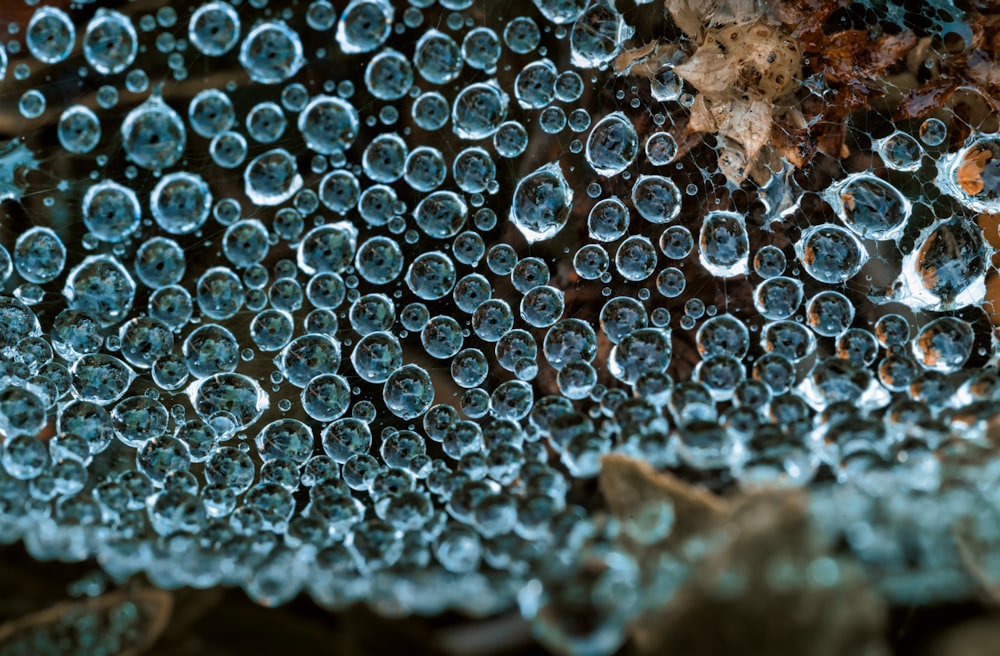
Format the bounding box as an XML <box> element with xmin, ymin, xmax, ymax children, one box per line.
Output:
<box><xmin>0</xmin><ymin>0</ymin><xmax>999</xmax><ymax>653</ymax></box>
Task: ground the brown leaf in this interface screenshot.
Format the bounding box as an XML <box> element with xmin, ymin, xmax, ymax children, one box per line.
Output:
<box><xmin>894</xmin><ymin>79</ymin><xmax>959</xmax><ymax>120</ymax></box>
<box><xmin>771</xmin><ymin>106</ymin><xmax>816</xmax><ymax>168</ymax></box>
<box><xmin>760</xmin><ymin>0</ymin><xmax>845</xmax><ymax>40</ymax></box>
<box><xmin>599</xmin><ymin>453</ymin><xmax>729</xmax><ymax>547</ymax></box>
<box><xmin>0</xmin><ymin>588</ymin><xmax>173</xmax><ymax>656</ymax></box>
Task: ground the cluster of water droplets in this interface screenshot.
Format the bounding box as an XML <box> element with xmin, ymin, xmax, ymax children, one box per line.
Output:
<box><xmin>1</xmin><ymin>0</ymin><xmax>1000</xmax><ymax>653</ymax></box>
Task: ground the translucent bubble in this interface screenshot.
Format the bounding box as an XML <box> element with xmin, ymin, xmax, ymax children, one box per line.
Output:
<box><xmin>188</xmin><ymin>89</ymin><xmax>235</xmax><ymax>139</ymax></box>
<box><xmin>27</xmin><ymin>6</ymin><xmax>75</xmax><ymax>64</ymax></box>
<box><xmin>806</xmin><ymin>290</ymin><xmax>854</xmax><ymax>337</ymax></box>
<box><xmin>874</xmin><ymin>131</ymin><xmax>923</xmax><ymax>172</ymax></box>
<box><xmin>753</xmin><ymin>245</ymin><xmax>786</xmax><ymax>278</ymax></box>
<box><xmin>761</xmin><ymin>320</ymin><xmax>816</xmax><ymax>363</ymax></box>
<box><xmin>697</xmin><ymin>210</ymin><xmax>749</xmax><ymax>278</ymax></box>
<box><xmin>14</xmin><ymin>227</ymin><xmax>65</xmax><ymax>285</ymax></box>
<box><xmin>281</xmin><ymin>334</ymin><xmax>342</xmax><ymax>388</ymax></box>
<box><xmin>462</xmin><ymin>26</ymin><xmax>501</xmax><ymax>70</ymax></box>
<box><xmin>298</xmin><ymin>222</ymin><xmax>358</xmax><ymax>275</ymax></box>
<box><xmin>543</xmin><ymin>318</ymin><xmax>598</xmax><ymax>372</ymax></box>
<box><xmin>570</xmin><ymin>0</ymin><xmax>633</xmax><ymax>68</ymax></box>
<box><xmin>244</xmin><ymin>148</ymin><xmax>303</xmax><ymax>206</ymax></box>
<box><xmin>919</xmin><ymin>117</ymin><xmax>947</xmax><ymax>146</ymax></box>
<box><xmin>586</xmin><ymin>198</ymin><xmax>629</xmax><ymax>242</ymax></box>
<box><xmin>269</xmin><ymin>277</ymin><xmax>305</xmax><ymax>313</ymax></box>
<box><xmin>898</xmin><ymin>218</ymin><xmax>987</xmax><ymax>310</ymax></box>
<box><xmin>111</xmin><ymin>395</ymin><xmax>168</xmax><ymax>446</ymax></box>
<box><xmin>574</xmin><ymin>244</ymin><xmax>610</xmax><ymax>280</ymax></box>
<box><xmin>121</xmin><ymin>95</ymin><xmax>186</xmax><ymax>170</ymax></box>
<box><xmin>184</xmin><ymin>323</ymin><xmax>239</xmax><ymax>377</ymax></box>
<box><xmin>205</xmin><ymin>445</ymin><xmax>255</xmax><ymax>492</ymax></box>
<box><xmin>514</xmin><ymin>59</ymin><xmax>557</xmax><ymax>110</ymax></box>
<box><xmin>452</xmin><ymin>81</ymin><xmax>509</xmax><ymax>140</ymax></box>
<box><xmin>453</xmin><ymin>147</ymin><xmax>497</xmax><ymax>194</ymax></box>
<box><xmin>510</xmin><ymin>161</ymin><xmax>573</xmax><ymax>243</ymax></box>
<box><xmin>498</xmin><ymin>17</ymin><xmax>539</xmax><ymax>56</ymax></box>
<box><xmin>247</xmin><ymin>309</ymin><xmax>293</xmax><ymax>352</ymax></box>
<box><xmin>247</xmin><ymin>102</ymin><xmax>287</xmax><ymax>143</ymax></box>
<box><xmin>97</xmin><ymin>85</ymin><xmax>119</xmax><ymax>110</ymax></box>
<box><xmin>696</xmin><ymin>314</ymin><xmax>749</xmax><ymax>358</ymax></box>
<box><xmin>358</xmin><ymin>185</ymin><xmax>398</xmax><ymax>226</ymax></box>
<box><xmin>351</xmin><ymin>236</ymin><xmax>402</xmax><ymax>285</ymax></box>
<box><xmin>239</xmin><ymin>21</ymin><xmax>305</xmax><ymax>84</ymax></box>
<box><xmin>753</xmin><ymin>276</ymin><xmax>803</xmax><ymax>320</ymax></box>
<box><xmin>83</xmin><ymin>9</ymin><xmax>138</xmax><ymax>75</ymax></box>
<box><xmin>335</xmin><ymin>0</ymin><xmax>393</xmax><ymax>54</ymax></box>
<box><xmin>365</xmin><ymin>48</ymin><xmax>413</xmax><ymax>100</ymax></box>
<box><xmin>348</xmin><ymin>331</ymin><xmax>401</xmax><ymax>383</ymax></box>
<box><xmin>472</xmin><ymin>299</ymin><xmax>514</xmax><ymax>342</ymax></box>
<box><xmin>2</xmin><ymin>434</ymin><xmax>48</xmax><ymax>479</ymax></box>
<box><xmin>646</xmin><ymin>63</ymin><xmax>683</xmax><ymax>102</ymax></box>
<box><xmin>585</xmin><ymin>112</ymin><xmax>638</xmax><ymax>176</ymax></box>
<box><xmin>221</xmin><ymin>219</ymin><xmax>268</xmax><ymax>267</ymax></box>
<box><xmin>302</xmin><ymin>373</ymin><xmax>351</xmax><ymax>421</ymax></box>
<box><xmin>609</xmin><ymin>328</ymin><xmax>671</xmax><ymax>384</ymax></box>
<box><xmin>492</xmin><ymin>121</ymin><xmax>528</xmax><ymax>159</ymax></box>
<box><xmin>406</xmin><ymin>251</ymin><xmax>457</xmax><ymax>300</ymax></box>
<box><xmin>600</xmin><ymin>297</ymin><xmax>647</xmax><ymax>345</ymax></box>
<box><xmin>136</xmin><ymin>436</ymin><xmax>190</xmax><ymax>484</ymax></box>
<box><xmin>875</xmin><ymin>314</ymin><xmax>910</xmax><ymax>347</ymax></box>
<box><xmin>18</xmin><ymin>90</ymin><xmax>45</xmax><ymax>120</ymax></box>
<box><xmin>414</xmin><ymin>191</ymin><xmax>467</xmax><ymax>239</ymax></box>
<box><xmin>196</xmin><ymin>267</ymin><xmax>244</xmax><ymax>320</ymax></box>
<box><xmin>551</xmin><ymin>72</ymin><xmax>583</xmax><ymax>105</ymax></box>
<box><xmin>347</xmin><ymin>293</ymin><xmax>393</xmax><ymax>335</ymax></box>
<box><xmin>532</xmin><ymin>0</ymin><xmax>587</xmax><ymax>24</ymax></box>
<box><xmin>63</xmin><ymin>255</ymin><xmax>135</xmax><ymax>326</ymax></box>
<box><xmin>824</xmin><ymin>173</ymin><xmax>911</xmax><ymax>240</ymax></box>
<box><xmin>796</xmin><ymin>224</ymin><xmax>867</xmax><ymax>284</ymax></box>
<box><xmin>298</xmin><ymin>95</ymin><xmax>359</xmax><ymax>154</ymax></box>
<box><xmin>317</xmin><ymin>419</ymin><xmax>371</xmax><ymax>466</ymax></box>
<box><xmin>412</xmin><ymin>91</ymin><xmax>450</xmax><ymax>132</ymax></box>
<box><xmin>937</xmin><ymin>135</ymin><xmax>1000</xmax><ymax>213</ymax></box>
<box><xmin>82</xmin><ymin>180</ymin><xmax>140</xmax><ymax>243</ymax></box>
<box><xmin>362</xmin><ymin>133</ymin><xmax>406</xmax><ymax>183</ymax></box>
<box><xmin>631</xmin><ymin>175</ymin><xmax>681</xmax><ymax>224</ymax></box>
<box><xmin>414</xmin><ymin>28</ymin><xmax>463</xmax><ymax>85</ymax></box>
<box><xmin>645</xmin><ymin>131</ymin><xmax>678</xmax><ymax>166</ymax></box>
<box><xmin>615</xmin><ymin>236</ymin><xmax>657</xmax><ymax>281</ymax></box>
<box><xmin>58</xmin><ymin>106</ymin><xmax>102</xmax><ymax>154</ymax></box>
<box><xmin>383</xmin><ymin>364</ymin><xmax>435</xmax><ymax>420</ymax></box>
<box><xmin>152</xmin><ymin>353</ymin><xmax>189</xmax><ymax>390</ymax></box>
<box><xmin>149</xmin><ymin>286</ymin><xmax>194</xmax><ymax>329</ymax></box>
<box><xmin>912</xmin><ymin>316</ymin><xmax>973</xmax><ymax>374</ymax></box>
<box><xmin>119</xmin><ymin>317</ymin><xmax>173</xmax><ymax>369</ymax></box>
<box><xmin>190</xmin><ymin>373</ymin><xmax>268</xmax><ymax>430</ymax></box>
<box><xmin>189</xmin><ymin>1</ymin><xmax>241</xmax><ymax>56</ymax></box>
<box><xmin>451</xmin><ymin>231</ymin><xmax>485</xmax><ymax>267</ymax></box>
<box><xmin>288</xmin><ymin>0</ymin><xmax>328</xmax><ymax>30</ymax></box>
<box><xmin>878</xmin><ymin>348</ymin><xmax>920</xmax><ymax>391</ymax></box>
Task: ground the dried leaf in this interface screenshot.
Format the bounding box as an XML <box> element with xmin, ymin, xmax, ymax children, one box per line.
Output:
<box><xmin>0</xmin><ymin>588</ymin><xmax>173</xmax><ymax>656</ymax></box>
<box><xmin>613</xmin><ymin>40</ymin><xmax>659</xmax><ymax>76</ymax></box>
<box><xmin>759</xmin><ymin>0</ymin><xmax>845</xmax><ymax>40</ymax></box>
<box><xmin>633</xmin><ymin>487</ymin><xmax>888</xmax><ymax>656</ymax></box>
<box><xmin>599</xmin><ymin>453</ymin><xmax>729</xmax><ymax>546</ymax></box>
<box><xmin>771</xmin><ymin>106</ymin><xmax>815</xmax><ymax>168</ymax></box>
<box><xmin>663</xmin><ymin>0</ymin><xmax>709</xmax><ymax>38</ymax></box>
<box><xmin>895</xmin><ymin>79</ymin><xmax>959</xmax><ymax>120</ymax></box>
